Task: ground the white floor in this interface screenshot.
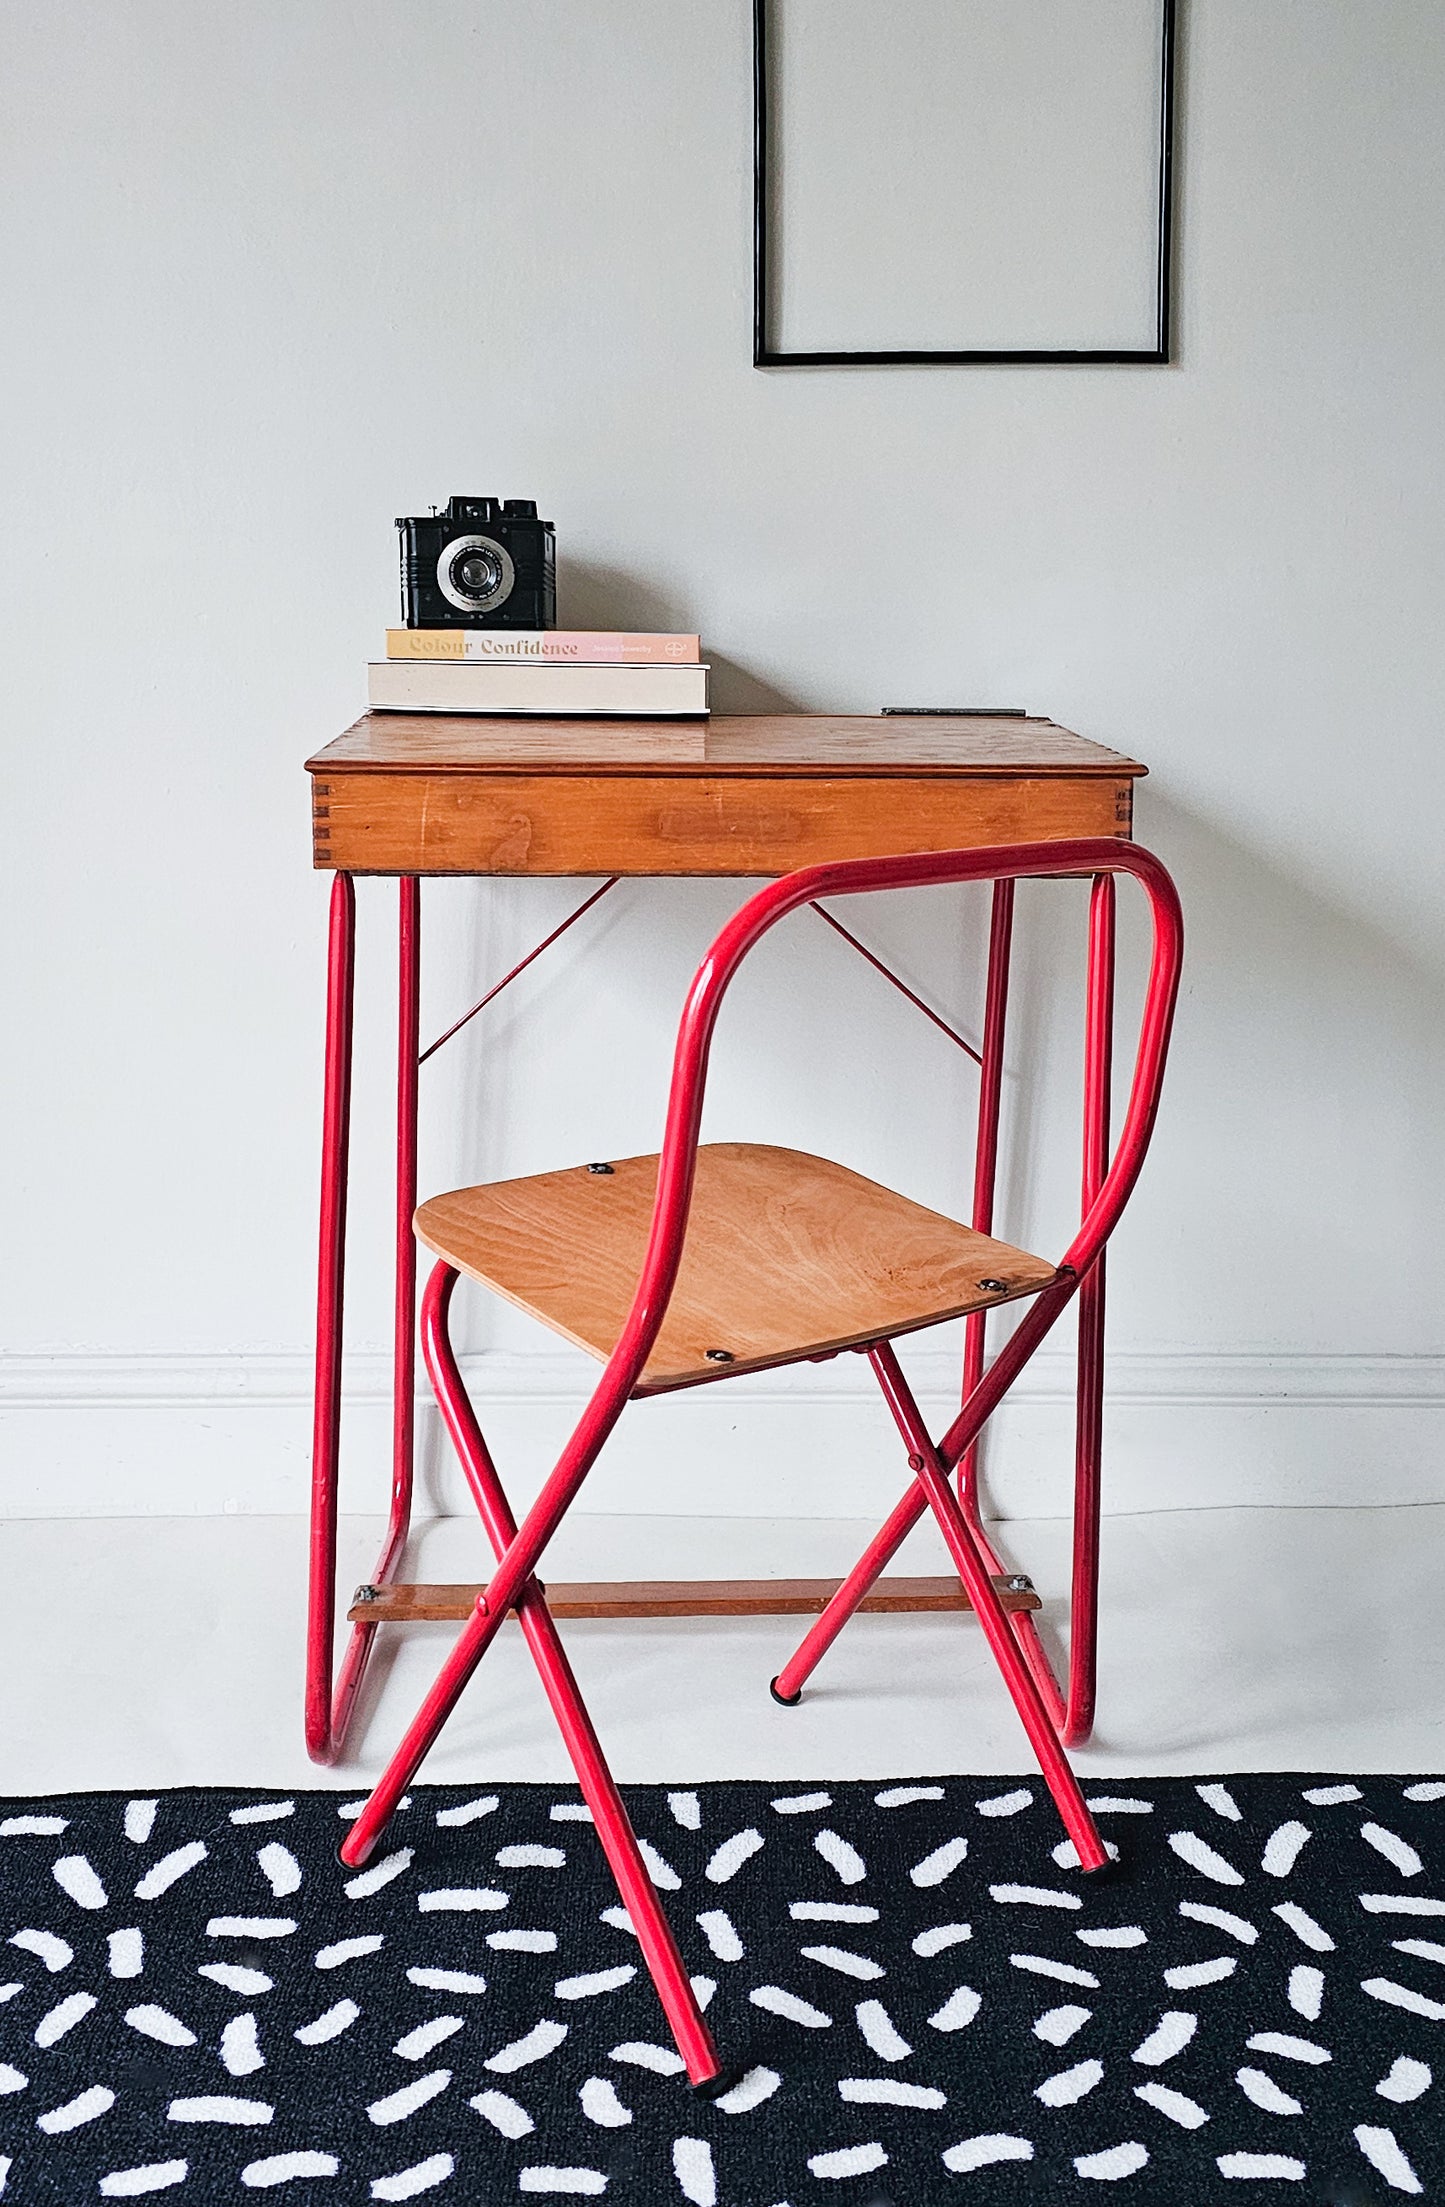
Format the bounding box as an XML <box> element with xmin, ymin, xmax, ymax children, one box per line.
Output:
<box><xmin>2</xmin><ymin>1504</ymin><xmax>1441</xmax><ymax>1796</ymax></box>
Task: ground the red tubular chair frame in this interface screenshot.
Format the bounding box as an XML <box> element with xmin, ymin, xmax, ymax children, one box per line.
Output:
<box><xmin>337</xmin><ymin>837</ymin><xmax>1183</xmax><ymax>2088</ymax></box>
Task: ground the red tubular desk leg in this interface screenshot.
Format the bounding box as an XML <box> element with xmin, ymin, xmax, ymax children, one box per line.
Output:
<box><xmin>1067</xmin><ymin>872</ymin><xmax>1116</xmax><ymax>1746</ymax></box>
<box><xmin>952</xmin><ymin>876</ymin><xmax>1066</xmax><ymax>1729</ymax></box>
<box><xmin>381</xmin><ymin>878</ymin><xmax>421</xmax><ymax>1604</ymax></box>
<box><xmin>306</xmin><ymin>876</ymin><xmax>421</xmax><ymax>1764</ymax></box>
<box><xmin>959</xmin><ymin>878</ymin><xmax>1014</xmax><ymax>1491</ymax></box>
<box><xmin>305</xmin><ymin>873</ymin><xmax>355</xmax><ymax>1762</ymax></box>
<box><xmin>950</xmin><ymin>872</ymin><xmax>1118</xmax><ymax>1744</ymax></box>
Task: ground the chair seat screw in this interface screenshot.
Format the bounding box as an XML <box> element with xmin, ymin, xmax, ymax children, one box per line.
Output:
<box><xmin>1005</xmin><ymin>1573</ymin><xmax>1033</xmax><ymax>1592</ymax></box>
<box><xmin>978</xmin><ymin>1277</ymin><xmax>1008</xmax><ymax>1294</ymax></box>
<box><xmin>705</xmin><ymin>1347</ymin><xmax>735</xmax><ymax>1363</ymax></box>
<box><xmin>587</xmin><ymin>1161</ymin><xmax>615</xmax><ymax>1174</ymax></box>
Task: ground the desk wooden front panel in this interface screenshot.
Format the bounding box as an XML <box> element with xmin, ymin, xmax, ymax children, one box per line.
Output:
<box><xmin>307</xmin><ymin>712</ymin><xmax>1144</xmax><ymax>876</ymax></box>
<box><xmin>311</xmin><ymin>768</ymin><xmax>1134</xmax><ymax>876</ymax></box>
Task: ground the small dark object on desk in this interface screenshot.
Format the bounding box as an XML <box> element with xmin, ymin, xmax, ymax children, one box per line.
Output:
<box><xmin>397</xmin><ymin>494</ymin><xmax>556</xmax><ymax>629</ymax></box>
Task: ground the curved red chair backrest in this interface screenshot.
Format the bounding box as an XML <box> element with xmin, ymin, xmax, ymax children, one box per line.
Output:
<box><xmin>524</xmin><ymin>839</ymin><xmax>1183</xmax><ymax>1516</ymax></box>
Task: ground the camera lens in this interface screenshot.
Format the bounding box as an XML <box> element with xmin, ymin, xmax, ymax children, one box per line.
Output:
<box><xmin>455</xmin><ymin>548</ymin><xmax>503</xmax><ymax>598</ymax></box>
<box><xmin>436</xmin><ymin>531</ymin><xmax>516</xmax><ymax>614</ymax></box>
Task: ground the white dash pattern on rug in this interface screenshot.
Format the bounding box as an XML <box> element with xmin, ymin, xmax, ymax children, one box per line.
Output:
<box><xmin>0</xmin><ymin>1777</ymin><xmax>1441</xmax><ymax>2201</ymax></box>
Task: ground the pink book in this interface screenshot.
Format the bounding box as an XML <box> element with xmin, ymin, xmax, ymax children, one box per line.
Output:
<box><xmin>386</xmin><ymin>629</ymin><xmax>700</xmax><ymax>663</ymax></box>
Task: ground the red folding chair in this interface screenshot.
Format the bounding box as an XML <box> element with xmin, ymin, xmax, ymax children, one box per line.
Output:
<box><xmin>338</xmin><ymin>838</ymin><xmax>1183</xmax><ymax>2092</ymax></box>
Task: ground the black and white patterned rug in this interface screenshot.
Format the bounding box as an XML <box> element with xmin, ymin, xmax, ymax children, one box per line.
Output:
<box><xmin>2</xmin><ymin>1776</ymin><xmax>1443</xmax><ymax>2203</ymax></box>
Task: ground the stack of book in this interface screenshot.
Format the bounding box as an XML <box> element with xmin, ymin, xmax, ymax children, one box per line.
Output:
<box><xmin>368</xmin><ymin>629</ymin><xmax>708</xmax><ymax>717</ymax></box>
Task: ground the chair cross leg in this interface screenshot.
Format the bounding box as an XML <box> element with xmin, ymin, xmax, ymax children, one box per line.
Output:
<box><xmin>770</xmin><ymin>1478</ymin><xmax>931</xmax><ymax>1701</ymax></box>
<box><xmin>772</xmin><ymin>1273</ymin><xmax>1079</xmax><ymax>1707</ymax></box>
<box><xmin>511</xmin><ymin>1584</ymin><xmax>724</xmax><ymax>2086</ymax></box>
<box><xmin>776</xmin><ymin>1336</ymin><xmax>1106</xmax><ymax>1874</ymax></box>
<box><xmin>339</xmin><ymin>1265</ymin><xmax>724</xmax><ymax>2088</ymax></box>
<box><xmin>868</xmin><ymin>1341</ymin><xmax>1107</xmax><ymax>1871</ymax></box>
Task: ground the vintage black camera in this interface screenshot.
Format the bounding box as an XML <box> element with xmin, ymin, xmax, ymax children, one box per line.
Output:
<box><xmin>396</xmin><ymin>496</ymin><xmax>556</xmax><ymax>628</ymax></box>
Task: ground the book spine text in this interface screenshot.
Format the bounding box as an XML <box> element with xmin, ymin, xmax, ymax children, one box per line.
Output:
<box><xmin>385</xmin><ymin>629</ymin><xmax>699</xmax><ymax>663</ymax></box>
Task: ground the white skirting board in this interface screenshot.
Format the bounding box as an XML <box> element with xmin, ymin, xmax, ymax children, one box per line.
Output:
<box><xmin>2</xmin><ymin>1348</ymin><xmax>1442</xmax><ymax>1520</ymax></box>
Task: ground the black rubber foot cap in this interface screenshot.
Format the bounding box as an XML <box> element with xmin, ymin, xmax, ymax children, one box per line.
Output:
<box><xmin>769</xmin><ymin>1676</ymin><xmax>803</xmax><ymax>1707</ymax></box>
<box><xmin>336</xmin><ymin>1846</ymin><xmax>362</xmax><ymax>1872</ymax></box>
<box><xmin>1079</xmin><ymin>1852</ymin><xmax>1124</xmax><ymax>1881</ymax></box>
<box><xmin>691</xmin><ymin>2064</ymin><xmax>745</xmax><ymax>2101</ymax></box>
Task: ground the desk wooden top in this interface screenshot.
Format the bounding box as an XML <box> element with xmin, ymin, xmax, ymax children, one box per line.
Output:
<box><xmin>309</xmin><ymin>711</ymin><xmax>1143</xmax><ymax>780</ymax></box>
<box><xmin>307</xmin><ymin>713</ymin><xmax>1145</xmax><ymax>876</ymax></box>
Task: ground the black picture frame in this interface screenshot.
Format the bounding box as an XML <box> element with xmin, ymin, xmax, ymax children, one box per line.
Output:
<box><xmin>753</xmin><ymin>0</ymin><xmax>1177</xmax><ymax>368</ymax></box>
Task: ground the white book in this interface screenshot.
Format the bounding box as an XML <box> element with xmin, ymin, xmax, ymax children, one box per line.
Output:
<box><xmin>367</xmin><ymin>659</ymin><xmax>709</xmax><ymax>716</ymax></box>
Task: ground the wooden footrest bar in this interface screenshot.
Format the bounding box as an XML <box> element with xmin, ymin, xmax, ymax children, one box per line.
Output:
<box><xmin>346</xmin><ymin>1573</ymin><xmax>1041</xmax><ymax>1624</ymax></box>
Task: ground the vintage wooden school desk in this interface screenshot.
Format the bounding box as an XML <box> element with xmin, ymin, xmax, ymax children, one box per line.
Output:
<box><xmin>303</xmin><ymin>712</ymin><xmax>1146</xmax><ymax>1765</ymax></box>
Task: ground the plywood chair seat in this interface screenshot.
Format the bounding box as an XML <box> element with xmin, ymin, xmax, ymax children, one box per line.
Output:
<box><xmin>415</xmin><ymin>1141</ymin><xmax>1057</xmax><ymax>1394</ymax></box>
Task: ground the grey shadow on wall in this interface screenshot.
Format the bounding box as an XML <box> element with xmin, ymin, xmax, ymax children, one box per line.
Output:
<box><xmin>557</xmin><ymin>557</ymin><xmax>693</xmax><ymax>636</ymax></box>
<box><xmin>559</xmin><ymin>557</ymin><xmax>801</xmax><ymax>713</ymax></box>
<box><xmin>982</xmin><ymin>784</ymin><xmax>1445</xmax><ymax>1756</ymax></box>
<box><xmin>991</xmin><ymin>780</ymin><xmax>1445</xmax><ymax>1327</ymax></box>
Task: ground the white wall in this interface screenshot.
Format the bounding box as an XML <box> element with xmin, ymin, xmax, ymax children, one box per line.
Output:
<box><xmin>3</xmin><ymin>1</ymin><xmax>1444</xmax><ymax>1522</ymax></box>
